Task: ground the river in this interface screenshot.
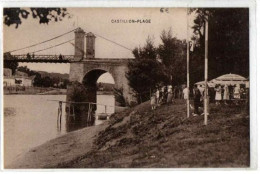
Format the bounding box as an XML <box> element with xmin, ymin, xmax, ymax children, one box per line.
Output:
<box><xmin>3</xmin><ymin>94</ymin><xmax>115</xmax><ymax>166</ymax></box>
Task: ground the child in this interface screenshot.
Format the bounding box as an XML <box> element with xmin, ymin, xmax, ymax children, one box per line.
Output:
<box><xmin>151</xmin><ymin>92</ymin><xmax>157</xmax><ymax>110</ymax></box>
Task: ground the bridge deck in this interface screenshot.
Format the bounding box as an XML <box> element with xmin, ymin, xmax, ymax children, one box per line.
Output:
<box><xmin>3</xmin><ymin>54</ymin><xmax>134</xmax><ymax>63</ymax></box>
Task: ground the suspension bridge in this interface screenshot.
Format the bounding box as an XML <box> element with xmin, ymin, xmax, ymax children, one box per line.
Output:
<box><xmin>3</xmin><ymin>27</ymin><xmax>133</xmax><ymax>63</ymax></box>
<box><xmin>4</xmin><ymin>27</ymin><xmax>136</xmax><ymax>125</ymax></box>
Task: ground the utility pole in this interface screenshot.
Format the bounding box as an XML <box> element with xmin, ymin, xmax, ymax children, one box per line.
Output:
<box><xmin>186</xmin><ymin>8</ymin><xmax>190</xmax><ymax>118</ymax></box>
<box><xmin>204</xmin><ymin>15</ymin><xmax>209</xmax><ymax>125</ymax></box>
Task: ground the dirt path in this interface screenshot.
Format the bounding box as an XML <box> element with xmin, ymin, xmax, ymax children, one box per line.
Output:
<box><xmin>6</xmin><ymin>122</ymin><xmax>109</xmax><ymax>169</ymax></box>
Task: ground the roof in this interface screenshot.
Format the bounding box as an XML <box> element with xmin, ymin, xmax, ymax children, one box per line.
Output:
<box><xmin>215</xmin><ymin>73</ymin><xmax>247</xmax><ymax>81</ymax></box>
<box><xmin>195</xmin><ymin>73</ymin><xmax>248</xmax><ymax>87</ymax></box>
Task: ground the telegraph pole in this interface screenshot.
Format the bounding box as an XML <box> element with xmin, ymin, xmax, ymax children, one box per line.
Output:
<box><xmin>186</xmin><ymin>8</ymin><xmax>190</xmax><ymax>118</ymax></box>
<box><xmin>204</xmin><ymin>15</ymin><xmax>209</xmax><ymax>125</ymax></box>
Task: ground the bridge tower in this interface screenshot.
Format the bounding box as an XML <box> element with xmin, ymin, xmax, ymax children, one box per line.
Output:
<box><xmin>86</xmin><ymin>32</ymin><xmax>96</xmax><ymax>59</ymax></box>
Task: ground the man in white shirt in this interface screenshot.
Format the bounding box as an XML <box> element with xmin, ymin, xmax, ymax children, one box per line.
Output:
<box><xmin>183</xmin><ymin>85</ymin><xmax>189</xmax><ymax>100</ymax></box>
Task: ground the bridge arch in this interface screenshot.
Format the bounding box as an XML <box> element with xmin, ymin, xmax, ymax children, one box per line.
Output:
<box><xmin>82</xmin><ymin>69</ymin><xmax>115</xmax><ymax>109</ymax></box>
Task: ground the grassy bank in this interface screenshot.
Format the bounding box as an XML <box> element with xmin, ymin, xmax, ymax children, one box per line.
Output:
<box><xmin>56</xmin><ymin>99</ymin><xmax>249</xmax><ymax>168</ymax></box>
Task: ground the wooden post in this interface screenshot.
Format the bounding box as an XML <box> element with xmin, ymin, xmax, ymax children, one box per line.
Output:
<box><xmin>105</xmin><ymin>105</ymin><xmax>107</xmax><ymax>114</ymax></box>
<box><xmin>57</xmin><ymin>103</ymin><xmax>60</xmax><ymax>128</ymax></box>
<box><xmin>72</xmin><ymin>105</ymin><xmax>75</xmax><ymax>120</ymax></box>
<box><xmin>59</xmin><ymin>101</ymin><xmax>62</xmax><ymax>130</ymax></box>
<box><xmin>186</xmin><ymin>7</ymin><xmax>190</xmax><ymax>118</ymax></box>
<box><xmin>57</xmin><ymin>101</ymin><xmax>62</xmax><ymax>130</ymax></box>
<box><xmin>204</xmin><ymin>15</ymin><xmax>209</xmax><ymax>125</ymax></box>
<box><xmin>88</xmin><ymin>103</ymin><xmax>91</xmax><ymax>122</ymax></box>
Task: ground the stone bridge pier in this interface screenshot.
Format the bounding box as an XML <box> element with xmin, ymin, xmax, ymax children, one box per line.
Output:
<box><xmin>66</xmin><ymin>28</ymin><xmax>134</xmax><ymax>128</ymax></box>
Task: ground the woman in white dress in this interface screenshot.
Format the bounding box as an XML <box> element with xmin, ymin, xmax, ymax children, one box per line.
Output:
<box><xmin>150</xmin><ymin>92</ymin><xmax>157</xmax><ymax>110</ymax></box>
<box><xmin>167</xmin><ymin>86</ymin><xmax>173</xmax><ymax>104</ymax></box>
<box><xmin>223</xmin><ymin>84</ymin><xmax>230</xmax><ymax>105</ymax></box>
<box><xmin>156</xmin><ymin>88</ymin><xmax>160</xmax><ymax>106</ymax></box>
<box><xmin>215</xmin><ymin>85</ymin><xmax>222</xmax><ymax>105</ymax></box>
<box><xmin>233</xmin><ymin>85</ymin><xmax>240</xmax><ymax>99</ymax></box>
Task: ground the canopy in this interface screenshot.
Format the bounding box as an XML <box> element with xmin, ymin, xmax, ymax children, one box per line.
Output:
<box><xmin>215</xmin><ymin>73</ymin><xmax>247</xmax><ymax>81</ymax></box>
<box><xmin>195</xmin><ymin>73</ymin><xmax>248</xmax><ymax>87</ymax></box>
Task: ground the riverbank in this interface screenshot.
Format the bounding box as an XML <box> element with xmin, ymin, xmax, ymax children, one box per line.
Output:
<box><xmin>4</xmin><ymin>87</ymin><xmax>113</xmax><ymax>95</ymax></box>
<box><xmin>6</xmin><ymin>121</ymin><xmax>109</xmax><ymax>169</ymax></box>
<box><xmin>6</xmin><ymin>99</ymin><xmax>249</xmax><ymax>168</ymax></box>
<box><xmin>4</xmin><ymin>87</ymin><xmax>67</xmax><ymax>95</ymax></box>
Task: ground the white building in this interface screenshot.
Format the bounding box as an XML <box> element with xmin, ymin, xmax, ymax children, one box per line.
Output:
<box><xmin>3</xmin><ymin>68</ymin><xmax>35</xmax><ymax>87</ymax></box>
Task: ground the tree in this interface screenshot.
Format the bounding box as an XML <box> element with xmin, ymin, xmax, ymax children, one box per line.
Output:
<box><xmin>4</xmin><ymin>61</ymin><xmax>18</xmax><ymax>75</ymax></box>
<box><xmin>4</xmin><ymin>8</ymin><xmax>70</xmax><ymax>28</ymax></box>
<box><xmin>41</xmin><ymin>76</ymin><xmax>53</xmax><ymax>87</ymax></box>
<box><xmin>132</xmin><ymin>36</ymin><xmax>157</xmax><ymax>60</ymax></box>
<box><xmin>190</xmin><ymin>8</ymin><xmax>249</xmax><ymax>84</ymax></box>
<box><xmin>127</xmin><ymin>37</ymin><xmax>168</xmax><ymax>103</ymax></box>
<box><xmin>17</xmin><ymin>66</ymin><xmax>30</xmax><ymax>74</ymax></box>
<box><xmin>113</xmin><ymin>87</ymin><xmax>128</xmax><ymax>107</ymax></box>
<box><xmin>4</xmin><ymin>53</ymin><xmax>18</xmax><ymax>75</ymax></box>
<box><xmin>33</xmin><ymin>73</ymin><xmax>42</xmax><ymax>87</ymax></box>
<box><xmin>158</xmin><ymin>28</ymin><xmax>187</xmax><ymax>85</ymax></box>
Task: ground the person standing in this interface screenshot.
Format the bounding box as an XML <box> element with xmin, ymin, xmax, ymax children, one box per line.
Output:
<box><xmin>167</xmin><ymin>85</ymin><xmax>173</xmax><ymax>104</ymax></box>
<box><xmin>156</xmin><ymin>88</ymin><xmax>160</xmax><ymax>106</ymax></box>
<box><xmin>223</xmin><ymin>84</ymin><xmax>230</xmax><ymax>105</ymax></box>
<box><xmin>234</xmin><ymin>84</ymin><xmax>241</xmax><ymax>99</ymax></box>
<box><xmin>193</xmin><ymin>84</ymin><xmax>201</xmax><ymax>116</ymax></box>
<box><xmin>215</xmin><ymin>85</ymin><xmax>222</xmax><ymax>105</ymax></box>
<box><xmin>150</xmin><ymin>92</ymin><xmax>157</xmax><ymax>110</ymax></box>
<box><xmin>183</xmin><ymin>85</ymin><xmax>189</xmax><ymax>100</ymax></box>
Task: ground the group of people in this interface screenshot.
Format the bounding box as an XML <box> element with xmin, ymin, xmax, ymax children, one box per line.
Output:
<box><xmin>184</xmin><ymin>83</ymin><xmax>248</xmax><ymax>116</ymax></box>
<box><xmin>150</xmin><ymin>85</ymin><xmax>174</xmax><ymax>110</ymax></box>
<box><xmin>214</xmin><ymin>84</ymin><xmax>247</xmax><ymax>105</ymax></box>
<box><xmin>150</xmin><ymin>82</ymin><xmax>248</xmax><ymax>115</ymax></box>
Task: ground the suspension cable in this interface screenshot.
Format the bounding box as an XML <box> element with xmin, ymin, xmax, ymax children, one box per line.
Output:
<box><xmin>94</xmin><ymin>33</ymin><xmax>133</xmax><ymax>51</ymax></box>
<box><xmin>83</xmin><ymin>28</ymin><xmax>133</xmax><ymax>52</ymax></box>
<box><xmin>29</xmin><ymin>39</ymin><xmax>74</xmax><ymax>54</ymax></box>
<box><xmin>6</xmin><ymin>28</ymin><xmax>76</xmax><ymax>53</ymax></box>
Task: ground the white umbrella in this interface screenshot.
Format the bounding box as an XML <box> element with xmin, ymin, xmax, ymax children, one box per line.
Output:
<box><xmin>215</xmin><ymin>73</ymin><xmax>247</xmax><ymax>81</ymax></box>
<box><xmin>211</xmin><ymin>73</ymin><xmax>248</xmax><ymax>86</ymax></box>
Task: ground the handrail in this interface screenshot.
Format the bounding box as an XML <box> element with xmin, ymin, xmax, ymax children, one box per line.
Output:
<box><xmin>47</xmin><ymin>99</ymin><xmax>115</xmax><ymax>107</ymax></box>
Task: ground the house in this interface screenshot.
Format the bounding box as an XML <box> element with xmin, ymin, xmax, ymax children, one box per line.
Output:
<box><xmin>3</xmin><ymin>68</ymin><xmax>35</xmax><ymax>87</ymax></box>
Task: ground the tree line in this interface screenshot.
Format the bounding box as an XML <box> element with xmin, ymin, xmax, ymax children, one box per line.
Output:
<box><xmin>17</xmin><ymin>66</ymin><xmax>69</xmax><ymax>88</ymax></box>
<box><xmin>3</xmin><ymin>62</ymin><xmax>69</xmax><ymax>88</ymax></box>
<box><xmin>127</xmin><ymin>8</ymin><xmax>249</xmax><ymax>104</ymax></box>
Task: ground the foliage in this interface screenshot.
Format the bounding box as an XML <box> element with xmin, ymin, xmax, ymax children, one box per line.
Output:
<box><xmin>113</xmin><ymin>87</ymin><xmax>128</xmax><ymax>107</ymax></box>
<box><xmin>190</xmin><ymin>8</ymin><xmax>249</xmax><ymax>84</ymax></box>
<box><xmin>158</xmin><ymin>28</ymin><xmax>187</xmax><ymax>85</ymax></box>
<box><xmin>132</xmin><ymin>36</ymin><xmax>157</xmax><ymax>60</ymax></box>
<box><xmin>69</xmin><ymin>81</ymin><xmax>88</xmax><ymax>103</ymax></box>
<box><xmin>4</xmin><ymin>53</ymin><xmax>18</xmax><ymax>75</ymax></box>
<box><xmin>127</xmin><ymin>38</ymin><xmax>168</xmax><ymax>103</ymax></box>
<box><xmin>4</xmin><ymin>8</ymin><xmax>70</xmax><ymax>28</ymax></box>
<box><xmin>4</xmin><ymin>61</ymin><xmax>18</xmax><ymax>75</ymax></box>
<box><xmin>16</xmin><ymin>66</ymin><xmax>69</xmax><ymax>88</ymax></box>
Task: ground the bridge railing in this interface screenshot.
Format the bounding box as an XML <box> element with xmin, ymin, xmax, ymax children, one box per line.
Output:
<box><xmin>4</xmin><ymin>53</ymin><xmax>134</xmax><ymax>63</ymax></box>
<box><xmin>4</xmin><ymin>54</ymin><xmax>74</xmax><ymax>60</ymax></box>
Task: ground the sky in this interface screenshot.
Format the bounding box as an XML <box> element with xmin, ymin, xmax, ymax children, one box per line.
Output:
<box><xmin>4</xmin><ymin>8</ymin><xmax>195</xmax><ymax>83</ymax></box>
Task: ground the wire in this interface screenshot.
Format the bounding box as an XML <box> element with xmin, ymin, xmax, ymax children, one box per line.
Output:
<box><xmin>29</xmin><ymin>39</ymin><xmax>74</xmax><ymax>54</ymax></box>
<box><xmin>84</xmin><ymin>30</ymin><xmax>133</xmax><ymax>52</ymax></box>
<box><xmin>6</xmin><ymin>29</ymin><xmax>76</xmax><ymax>53</ymax></box>
<box><xmin>95</xmin><ymin>33</ymin><xmax>133</xmax><ymax>51</ymax></box>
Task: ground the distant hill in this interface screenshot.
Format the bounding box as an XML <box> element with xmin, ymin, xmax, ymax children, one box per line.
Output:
<box><xmin>97</xmin><ymin>82</ymin><xmax>114</xmax><ymax>91</ymax></box>
<box><xmin>37</xmin><ymin>71</ymin><xmax>69</xmax><ymax>80</ymax></box>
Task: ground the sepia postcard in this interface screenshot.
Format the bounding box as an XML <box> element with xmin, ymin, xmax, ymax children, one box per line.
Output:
<box><xmin>0</xmin><ymin>0</ymin><xmax>257</xmax><ymax>171</ymax></box>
